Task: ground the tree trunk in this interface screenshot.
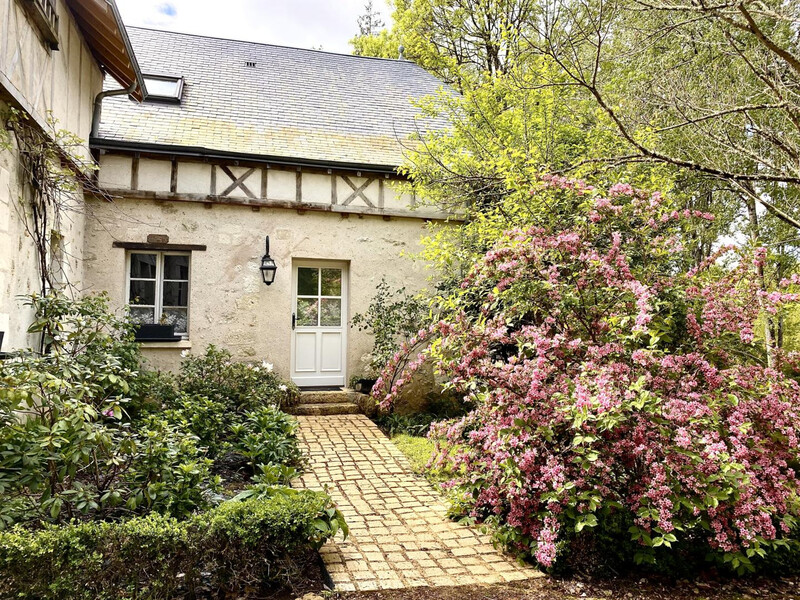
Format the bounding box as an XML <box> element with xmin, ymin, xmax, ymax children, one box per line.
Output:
<box><xmin>745</xmin><ymin>193</ymin><xmax>775</xmax><ymax>367</ymax></box>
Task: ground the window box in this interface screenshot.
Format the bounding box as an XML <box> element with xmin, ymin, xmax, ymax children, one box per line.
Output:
<box><xmin>133</xmin><ymin>323</ymin><xmax>182</xmax><ymax>342</ymax></box>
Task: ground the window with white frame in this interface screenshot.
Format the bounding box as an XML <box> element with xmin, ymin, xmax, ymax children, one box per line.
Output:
<box><xmin>127</xmin><ymin>252</ymin><xmax>191</xmax><ymax>336</ymax></box>
<box><xmin>142</xmin><ymin>74</ymin><xmax>184</xmax><ymax>103</ymax></box>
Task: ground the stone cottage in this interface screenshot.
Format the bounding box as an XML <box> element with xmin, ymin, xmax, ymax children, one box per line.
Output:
<box><xmin>2</xmin><ymin>4</ymin><xmax>449</xmax><ymax>388</ymax></box>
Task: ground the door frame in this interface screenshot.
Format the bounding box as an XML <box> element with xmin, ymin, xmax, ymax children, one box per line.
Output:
<box><xmin>289</xmin><ymin>259</ymin><xmax>349</xmax><ymax>388</ymax></box>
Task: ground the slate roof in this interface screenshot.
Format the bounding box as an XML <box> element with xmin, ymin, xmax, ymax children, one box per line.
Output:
<box><xmin>95</xmin><ymin>27</ymin><xmax>450</xmax><ymax>170</ymax></box>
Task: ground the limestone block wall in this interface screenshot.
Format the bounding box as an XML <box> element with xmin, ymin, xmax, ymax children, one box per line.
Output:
<box><xmin>83</xmin><ymin>196</ymin><xmax>432</xmax><ymax>378</ymax></box>
<box><xmin>0</xmin><ymin>0</ymin><xmax>103</xmax><ymax>351</ymax></box>
<box><xmin>0</xmin><ymin>100</ymin><xmax>87</xmax><ymax>352</ymax></box>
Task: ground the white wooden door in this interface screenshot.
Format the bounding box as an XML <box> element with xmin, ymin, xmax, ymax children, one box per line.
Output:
<box><xmin>291</xmin><ymin>261</ymin><xmax>348</xmax><ymax>387</ymax></box>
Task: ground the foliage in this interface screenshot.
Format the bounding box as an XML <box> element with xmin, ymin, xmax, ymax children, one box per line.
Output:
<box><xmin>351</xmin><ymin>278</ymin><xmax>429</xmax><ymax>377</ymax></box>
<box><xmin>0</xmin><ymin>293</ymin><xmax>216</xmax><ymax>527</ymax></box>
<box><xmin>229</xmin><ymin>406</ymin><xmax>304</xmax><ymax>474</ymax></box>
<box><xmin>375</xmin><ymin>176</ymin><xmax>800</xmax><ymax>574</ymax></box>
<box><xmin>351</xmin><ymin>0</ymin><xmax>537</xmax><ymax>85</ymax></box>
<box><xmin>0</xmin><ymin>296</ymin><xmax>308</xmax><ymax>528</ymax></box>
<box><xmin>0</xmin><ymin>493</ymin><xmax>346</xmax><ymax>600</ymax></box>
<box><xmin>0</xmin><ymin>294</ymin><xmax>346</xmax><ymax>595</ymax></box>
<box><xmin>164</xmin><ymin>346</ymin><xmax>303</xmax><ymax>478</ymax></box>
<box><xmin>178</xmin><ymin>345</ymin><xmax>299</xmax><ymax>411</ymax></box>
<box><xmin>352</xmin><ymin>0</ymin><xmax>799</xmax><ymax>317</ymax></box>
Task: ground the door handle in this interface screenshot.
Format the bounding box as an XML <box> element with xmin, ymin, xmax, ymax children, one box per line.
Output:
<box><xmin>292</xmin><ymin>313</ymin><xmax>296</xmax><ymax>330</ymax></box>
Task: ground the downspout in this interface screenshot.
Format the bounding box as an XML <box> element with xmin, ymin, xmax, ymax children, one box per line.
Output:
<box><xmin>91</xmin><ymin>80</ymin><xmax>139</xmax><ymax>138</ymax></box>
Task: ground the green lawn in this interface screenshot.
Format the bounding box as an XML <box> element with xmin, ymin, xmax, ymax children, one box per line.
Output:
<box><xmin>392</xmin><ymin>433</ymin><xmax>436</xmax><ymax>474</ymax></box>
<box><xmin>391</xmin><ymin>433</ymin><xmax>460</xmax><ymax>485</ymax></box>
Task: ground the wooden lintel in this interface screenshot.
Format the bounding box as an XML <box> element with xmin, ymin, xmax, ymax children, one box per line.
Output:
<box><xmin>112</xmin><ymin>241</ymin><xmax>207</xmax><ymax>252</ymax></box>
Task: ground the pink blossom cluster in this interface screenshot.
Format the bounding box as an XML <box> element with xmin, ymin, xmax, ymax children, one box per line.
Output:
<box><xmin>374</xmin><ymin>176</ymin><xmax>800</xmax><ymax>569</ymax></box>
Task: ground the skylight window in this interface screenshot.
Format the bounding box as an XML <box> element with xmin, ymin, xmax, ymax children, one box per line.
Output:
<box><xmin>143</xmin><ymin>75</ymin><xmax>184</xmax><ymax>103</ymax></box>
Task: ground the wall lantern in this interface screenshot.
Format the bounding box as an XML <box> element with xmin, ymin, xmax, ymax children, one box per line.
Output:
<box><xmin>260</xmin><ymin>236</ymin><xmax>277</xmax><ymax>285</ymax></box>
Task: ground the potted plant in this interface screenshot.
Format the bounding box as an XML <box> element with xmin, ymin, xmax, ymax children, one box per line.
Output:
<box><xmin>349</xmin><ymin>370</ymin><xmax>378</xmax><ymax>394</ymax></box>
<box><xmin>353</xmin><ymin>377</ymin><xmax>377</xmax><ymax>394</ymax></box>
<box><xmin>133</xmin><ymin>314</ymin><xmax>181</xmax><ymax>342</ymax></box>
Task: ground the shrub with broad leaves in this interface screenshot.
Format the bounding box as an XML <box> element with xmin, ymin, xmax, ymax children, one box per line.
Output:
<box><xmin>375</xmin><ymin>176</ymin><xmax>800</xmax><ymax>573</ymax></box>
<box><xmin>0</xmin><ymin>294</ymin><xmax>216</xmax><ymax>526</ymax></box>
<box><xmin>177</xmin><ymin>345</ymin><xmax>299</xmax><ymax>411</ymax></box>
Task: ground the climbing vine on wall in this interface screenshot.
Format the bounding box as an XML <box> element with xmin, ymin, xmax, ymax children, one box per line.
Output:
<box><xmin>1</xmin><ymin>108</ymin><xmax>100</xmax><ymax>295</ymax></box>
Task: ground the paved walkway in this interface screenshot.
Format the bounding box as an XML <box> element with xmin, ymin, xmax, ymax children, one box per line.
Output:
<box><xmin>294</xmin><ymin>414</ymin><xmax>540</xmax><ymax>591</ymax></box>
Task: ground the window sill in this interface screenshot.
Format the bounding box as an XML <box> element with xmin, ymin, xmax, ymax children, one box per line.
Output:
<box><xmin>138</xmin><ymin>340</ymin><xmax>191</xmax><ymax>350</ymax></box>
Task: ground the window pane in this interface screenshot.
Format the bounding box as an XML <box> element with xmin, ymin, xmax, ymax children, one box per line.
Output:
<box><xmin>129</xmin><ymin>306</ymin><xmax>155</xmax><ymax>325</ymax></box>
<box><xmin>130</xmin><ymin>253</ymin><xmax>157</xmax><ymax>279</ymax></box>
<box><xmin>297</xmin><ymin>298</ymin><xmax>319</xmax><ymax>327</ymax></box>
<box><xmin>321</xmin><ymin>269</ymin><xmax>342</xmax><ymax>296</ymax></box>
<box><xmin>129</xmin><ymin>280</ymin><xmax>156</xmax><ymax>305</ymax></box>
<box><xmin>163</xmin><ymin>308</ymin><xmax>188</xmax><ymax>334</ymax></box>
<box><xmin>297</xmin><ymin>268</ymin><xmax>319</xmax><ymax>296</ymax></box>
<box><xmin>145</xmin><ymin>77</ymin><xmax>179</xmax><ymax>97</ymax></box>
<box><xmin>162</xmin><ymin>281</ymin><xmax>189</xmax><ymax>307</ymax></box>
<box><xmin>163</xmin><ymin>255</ymin><xmax>189</xmax><ymax>280</ymax></box>
<box><xmin>320</xmin><ymin>298</ymin><xmax>341</xmax><ymax>326</ymax></box>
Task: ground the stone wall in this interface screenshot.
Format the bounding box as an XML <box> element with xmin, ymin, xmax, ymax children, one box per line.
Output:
<box><xmin>83</xmin><ymin>195</ymin><xmax>433</xmax><ymax>380</ymax></box>
<box><xmin>0</xmin><ymin>0</ymin><xmax>103</xmax><ymax>351</ymax></box>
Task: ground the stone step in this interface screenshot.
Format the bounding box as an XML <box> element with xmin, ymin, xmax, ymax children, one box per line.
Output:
<box><xmin>289</xmin><ymin>402</ymin><xmax>361</xmax><ymax>416</ymax></box>
<box><xmin>298</xmin><ymin>390</ymin><xmax>361</xmax><ymax>404</ymax></box>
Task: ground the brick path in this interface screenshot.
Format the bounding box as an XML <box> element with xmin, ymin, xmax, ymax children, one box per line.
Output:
<box><xmin>294</xmin><ymin>414</ymin><xmax>541</xmax><ymax>591</ymax></box>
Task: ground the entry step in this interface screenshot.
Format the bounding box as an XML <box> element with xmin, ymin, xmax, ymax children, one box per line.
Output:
<box><xmin>297</xmin><ymin>390</ymin><xmax>362</xmax><ymax>404</ymax></box>
<box><xmin>290</xmin><ymin>402</ymin><xmax>361</xmax><ymax>416</ymax></box>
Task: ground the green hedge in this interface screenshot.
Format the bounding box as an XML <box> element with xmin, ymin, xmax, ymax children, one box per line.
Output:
<box><xmin>0</xmin><ymin>492</ymin><xmax>341</xmax><ymax>600</ymax></box>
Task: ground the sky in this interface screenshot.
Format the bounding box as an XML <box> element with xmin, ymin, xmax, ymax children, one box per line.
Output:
<box><xmin>115</xmin><ymin>0</ymin><xmax>391</xmax><ymax>55</ymax></box>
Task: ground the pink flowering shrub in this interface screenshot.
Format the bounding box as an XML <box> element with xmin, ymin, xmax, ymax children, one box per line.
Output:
<box><xmin>374</xmin><ymin>176</ymin><xmax>800</xmax><ymax>573</ymax></box>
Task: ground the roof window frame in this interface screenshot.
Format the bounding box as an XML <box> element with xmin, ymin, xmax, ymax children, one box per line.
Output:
<box><xmin>142</xmin><ymin>74</ymin><xmax>184</xmax><ymax>104</ymax></box>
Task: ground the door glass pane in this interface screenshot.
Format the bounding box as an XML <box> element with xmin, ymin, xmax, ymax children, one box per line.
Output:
<box><xmin>129</xmin><ymin>306</ymin><xmax>155</xmax><ymax>325</ymax></box>
<box><xmin>130</xmin><ymin>253</ymin><xmax>157</xmax><ymax>279</ymax></box>
<box><xmin>297</xmin><ymin>298</ymin><xmax>319</xmax><ymax>326</ymax></box>
<box><xmin>129</xmin><ymin>280</ymin><xmax>156</xmax><ymax>305</ymax></box>
<box><xmin>162</xmin><ymin>308</ymin><xmax>188</xmax><ymax>333</ymax></box>
<box><xmin>297</xmin><ymin>267</ymin><xmax>319</xmax><ymax>296</ymax></box>
<box><xmin>320</xmin><ymin>298</ymin><xmax>342</xmax><ymax>326</ymax></box>
<box><xmin>321</xmin><ymin>269</ymin><xmax>342</xmax><ymax>296</ymax></box>
<box><xmin>162</xmin><ymin>281</ymin><xmax>189</xmax><ymax>307</ymax></box>
<box><xmin>163</xmin><ymin>255</ymin><xmax>189</xmax><ymax>280</ymax></box>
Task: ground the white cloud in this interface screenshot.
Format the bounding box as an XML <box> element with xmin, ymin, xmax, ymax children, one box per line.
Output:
<box><xmin>115</xmin><ymin>0</ymin><xmax>392</xmax><ymax>54</ymax></box>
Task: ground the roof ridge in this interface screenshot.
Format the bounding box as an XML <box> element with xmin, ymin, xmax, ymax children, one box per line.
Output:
<box><xmin>126</xmin><ymin>25</ymin><xmax>422</xmax><ymax>67</ymax></box>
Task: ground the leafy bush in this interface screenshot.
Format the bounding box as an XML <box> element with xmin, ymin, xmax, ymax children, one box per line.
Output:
<box><xmin>230</xmin><ymin>405</ymin><xmax>303</xmax><ymax>473</ymax></box>
<box><xmin>164</xmin><ymin>347</ymin><xmax>304</xmax><ymax>478</ymax></box>
<box><xmin>0</xmin><ymin>493</ymin><xmax>347</xmax><ymax>600</ymax></box>
<box><xmin>0</xmin><ymin>294</ymin><xmax>346</xmax><ymax>596</ymax></box>
<box><xmin>351</xmin><ymin>278</ymin><xmax>429</xmax><ymax>377</ymax></box>
<box><xmin>376</xmin><ymin>176</ymin><xmax>800</xmax><ymax>574</ymax></box>
<box><xmin>178</xmin><ymin>345</ymin><xmax>298</xmax><ymax>411</ymax></box>
<box><xmin>0</xmin><ymin>294</ymin><xmax>215</xmax><ymax>527</ymax></box>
